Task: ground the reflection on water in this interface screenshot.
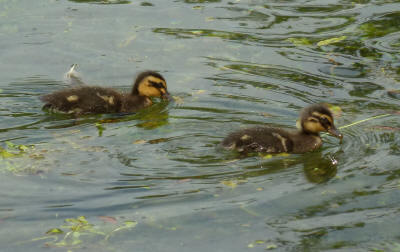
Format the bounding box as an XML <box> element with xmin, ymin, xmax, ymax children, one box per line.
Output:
<box><xmin>1</xmin><ymin>0</ymin><xmax>400</xmax><ymax>251</ymax></box>
<box><xmin>68</xmin><ymin>0</ymin><xmax>131</xmax><ymax>4</ymax></box>
<box><xmin>302</xmin><ymin>152</ymin><xmax>338</xmax><ymax>183</ymax></box>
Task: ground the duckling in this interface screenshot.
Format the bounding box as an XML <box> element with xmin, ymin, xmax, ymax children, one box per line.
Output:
<box><xmin>221</xmin><ymin>104</ymin><xmax>343</xmax><ymax>154</ymax></box>
<box><xmin>41</xmin><ymin>66</ymin><xmax>170</xmax><ymax>115</ymax></box>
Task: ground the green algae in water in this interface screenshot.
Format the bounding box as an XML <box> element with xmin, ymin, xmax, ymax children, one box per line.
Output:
<box><xmin>317</xmin><ymin>36</ymin><xmax>347</xmax><ymax>47</ymax></box>
<box><xmin>31</xmin><ymin>216</ymin><xmax>138</xmax><ymax>248</ymax></box>
<box><xmin>286</xmin><ymin>37</ymin><xmax>313</xmax><ymax>46</ymax></box>
<box><xmin>359</xmin><ymin>13</ymin><xmax>400</xmax><ymax>38</ymax></box>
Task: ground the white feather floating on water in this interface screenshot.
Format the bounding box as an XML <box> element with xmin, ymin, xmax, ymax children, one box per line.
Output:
<box><xmin>64</xmin><ymin>64</ymin><xmax>86</xmax><ymax>86</ymax></box>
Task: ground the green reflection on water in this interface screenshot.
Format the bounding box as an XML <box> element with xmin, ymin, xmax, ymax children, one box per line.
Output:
<box><xmin>359</xmin><ymin>13</ymin><xmax>400</xmax><ymax>38</ymax></box>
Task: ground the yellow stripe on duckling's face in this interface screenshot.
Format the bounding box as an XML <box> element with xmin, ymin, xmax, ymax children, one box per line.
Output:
<box><xmin>303</xmin><ymin>113</ymin><xmax>343</xmax><ymax>139</ymax></box>
<box><xmin>303</xmin><ymin>116</ymin><xmax>326</xmax><ymax>133</ymax></box>
<box><xmin>137</xmin><ymin>76</ymin><xmax>168</xmax><ymax>97</ymax></box>
<box><xmin>312</xmin><ymin>111</ymin><xmax>333</xmax><ymax>125</ymax></box>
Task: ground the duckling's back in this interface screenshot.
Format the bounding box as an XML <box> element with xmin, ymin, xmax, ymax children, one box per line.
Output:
<box><xmin>41</xmin><ymin>86</ymin><xmax>122</xmax><ymax>115</ymax></box>
<box><xmin>221</xmin><ymin>127</ymin><xmax>295</xmax><ymax>154</ymax></box>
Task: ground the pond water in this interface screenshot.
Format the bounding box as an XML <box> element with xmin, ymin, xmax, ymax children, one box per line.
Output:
<box><xmin>1</xmin><ymin>0</ymin><xmax>400</xmax><ymax>251</ymax></box>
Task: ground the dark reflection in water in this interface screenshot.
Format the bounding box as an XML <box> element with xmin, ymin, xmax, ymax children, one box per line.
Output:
<box><xmin>347</xmin><ymin>81</ymin><xmax>384</xmax><ymax>97</ymax></box>
<box><xmin>236</xmin><ymin>152</ymin><xmax>338</xmax><ymax>184</ymax></box>
<box><xmin>318</xmin><ymin>66</ymin><xmax>364</xmax><ymax>78</ymax></box>
<box><xmin>360</xmin><ymin>12</ymin><xmax>400</xmax><ymax>39</ymax></box>
<box><xmin>302</xmin><ymin>152</ymin><xmax>338</xmax><ymax>183</ymax></box>
<box><xmin>40</xmin><ymin>101</ymin><xmax>170</xmax><ymax>131</ymax></box>
<box><xmin>153</xmin><ymin>27</ymin><xmax>256</xmax><ymax>42</ymax></box>
<box><xmin>133</xmin><ymin>102</ymin><xmax>170</xmax><ymax>129</ymax></box>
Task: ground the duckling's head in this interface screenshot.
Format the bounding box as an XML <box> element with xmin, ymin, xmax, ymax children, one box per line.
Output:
<box><xmin>299</xmin><ymin>104</ymin><xmax>343</xmax><ymax>139</ymax></box>
<box><xmin>132</xmin><ymin>71</ymin><xmax>170</xmax><ymax>100</ymax></box>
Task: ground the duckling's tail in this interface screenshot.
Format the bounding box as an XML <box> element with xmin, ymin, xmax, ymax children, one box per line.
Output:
<box><xmin>64</xmin><ymin>64</ymin><xmax>86</xmax><ymax>86</ymax></box>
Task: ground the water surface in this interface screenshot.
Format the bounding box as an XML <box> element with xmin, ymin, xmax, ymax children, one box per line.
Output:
<box><xmin>1</xmin><ymin>0</ymin><xmax>400</xmax><ymax>251</ymax></box>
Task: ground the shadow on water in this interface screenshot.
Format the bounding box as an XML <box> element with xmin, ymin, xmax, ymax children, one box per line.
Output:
<box><xmin>41</xmin><ymin>101</ymin><xmax>170</xmax><ymax>130</ymax></box>
<box><xmin>231</xmin><ymin>150</ymin><xmax>338</xmax><ymax>184</ymax></box>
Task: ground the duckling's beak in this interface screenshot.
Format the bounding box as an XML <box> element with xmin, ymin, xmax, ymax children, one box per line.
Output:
<box><xmin>328</xmin><ymin>127</ymin><xmax>343</xmax><ymax>142</ymax></box>
<box><xmin>161</xmin><ymin>91</ymin><xmax>172</xmax><ymax>101</ymax></box>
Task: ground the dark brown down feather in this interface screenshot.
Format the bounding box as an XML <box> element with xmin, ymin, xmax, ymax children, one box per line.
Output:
<box><xmin>221</xmin><ymin>104</ymin><xmax>342</xmax><ymax>154</ymax></box>
<box><xmin>40</xmin><ymin>70</ymin><xmax>168</xmax><ymax>115</ymax></box>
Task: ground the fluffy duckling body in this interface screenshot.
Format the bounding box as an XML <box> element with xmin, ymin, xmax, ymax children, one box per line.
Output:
<box><xmin>221</xmin><ymin>104</ymin><xmax>342</xmax><ymax>154</ymax></box>
<box><xmin>41</xmin><ymin>67</ymin><xmax>170</xmax><ymax>115</ymax></box>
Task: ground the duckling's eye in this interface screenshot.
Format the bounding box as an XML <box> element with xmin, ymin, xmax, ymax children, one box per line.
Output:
<box><xmin>321</xmin><ymin>117</ymin><xmax>329</xmax><ymax>124</ymax></box>
<box><xmin>149</xmin><ymin>81</ymin><xmax>164</xmax><ymax>89</ymax></box>
<box><xmin>320</xmin><ymin>117</ymin><xmax>331</xmax><ymax>126</ymax></box>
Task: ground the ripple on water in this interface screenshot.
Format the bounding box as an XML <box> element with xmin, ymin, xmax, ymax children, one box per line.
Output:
<box><xmin>68</xmin><ymin>0</ymin><xmax>132</xmax><ymax>4</ymax></box>
<box><xmin>371</xmin><ymin>31</ymin><xmax>400</xmax><ymax>54</ymax></box>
